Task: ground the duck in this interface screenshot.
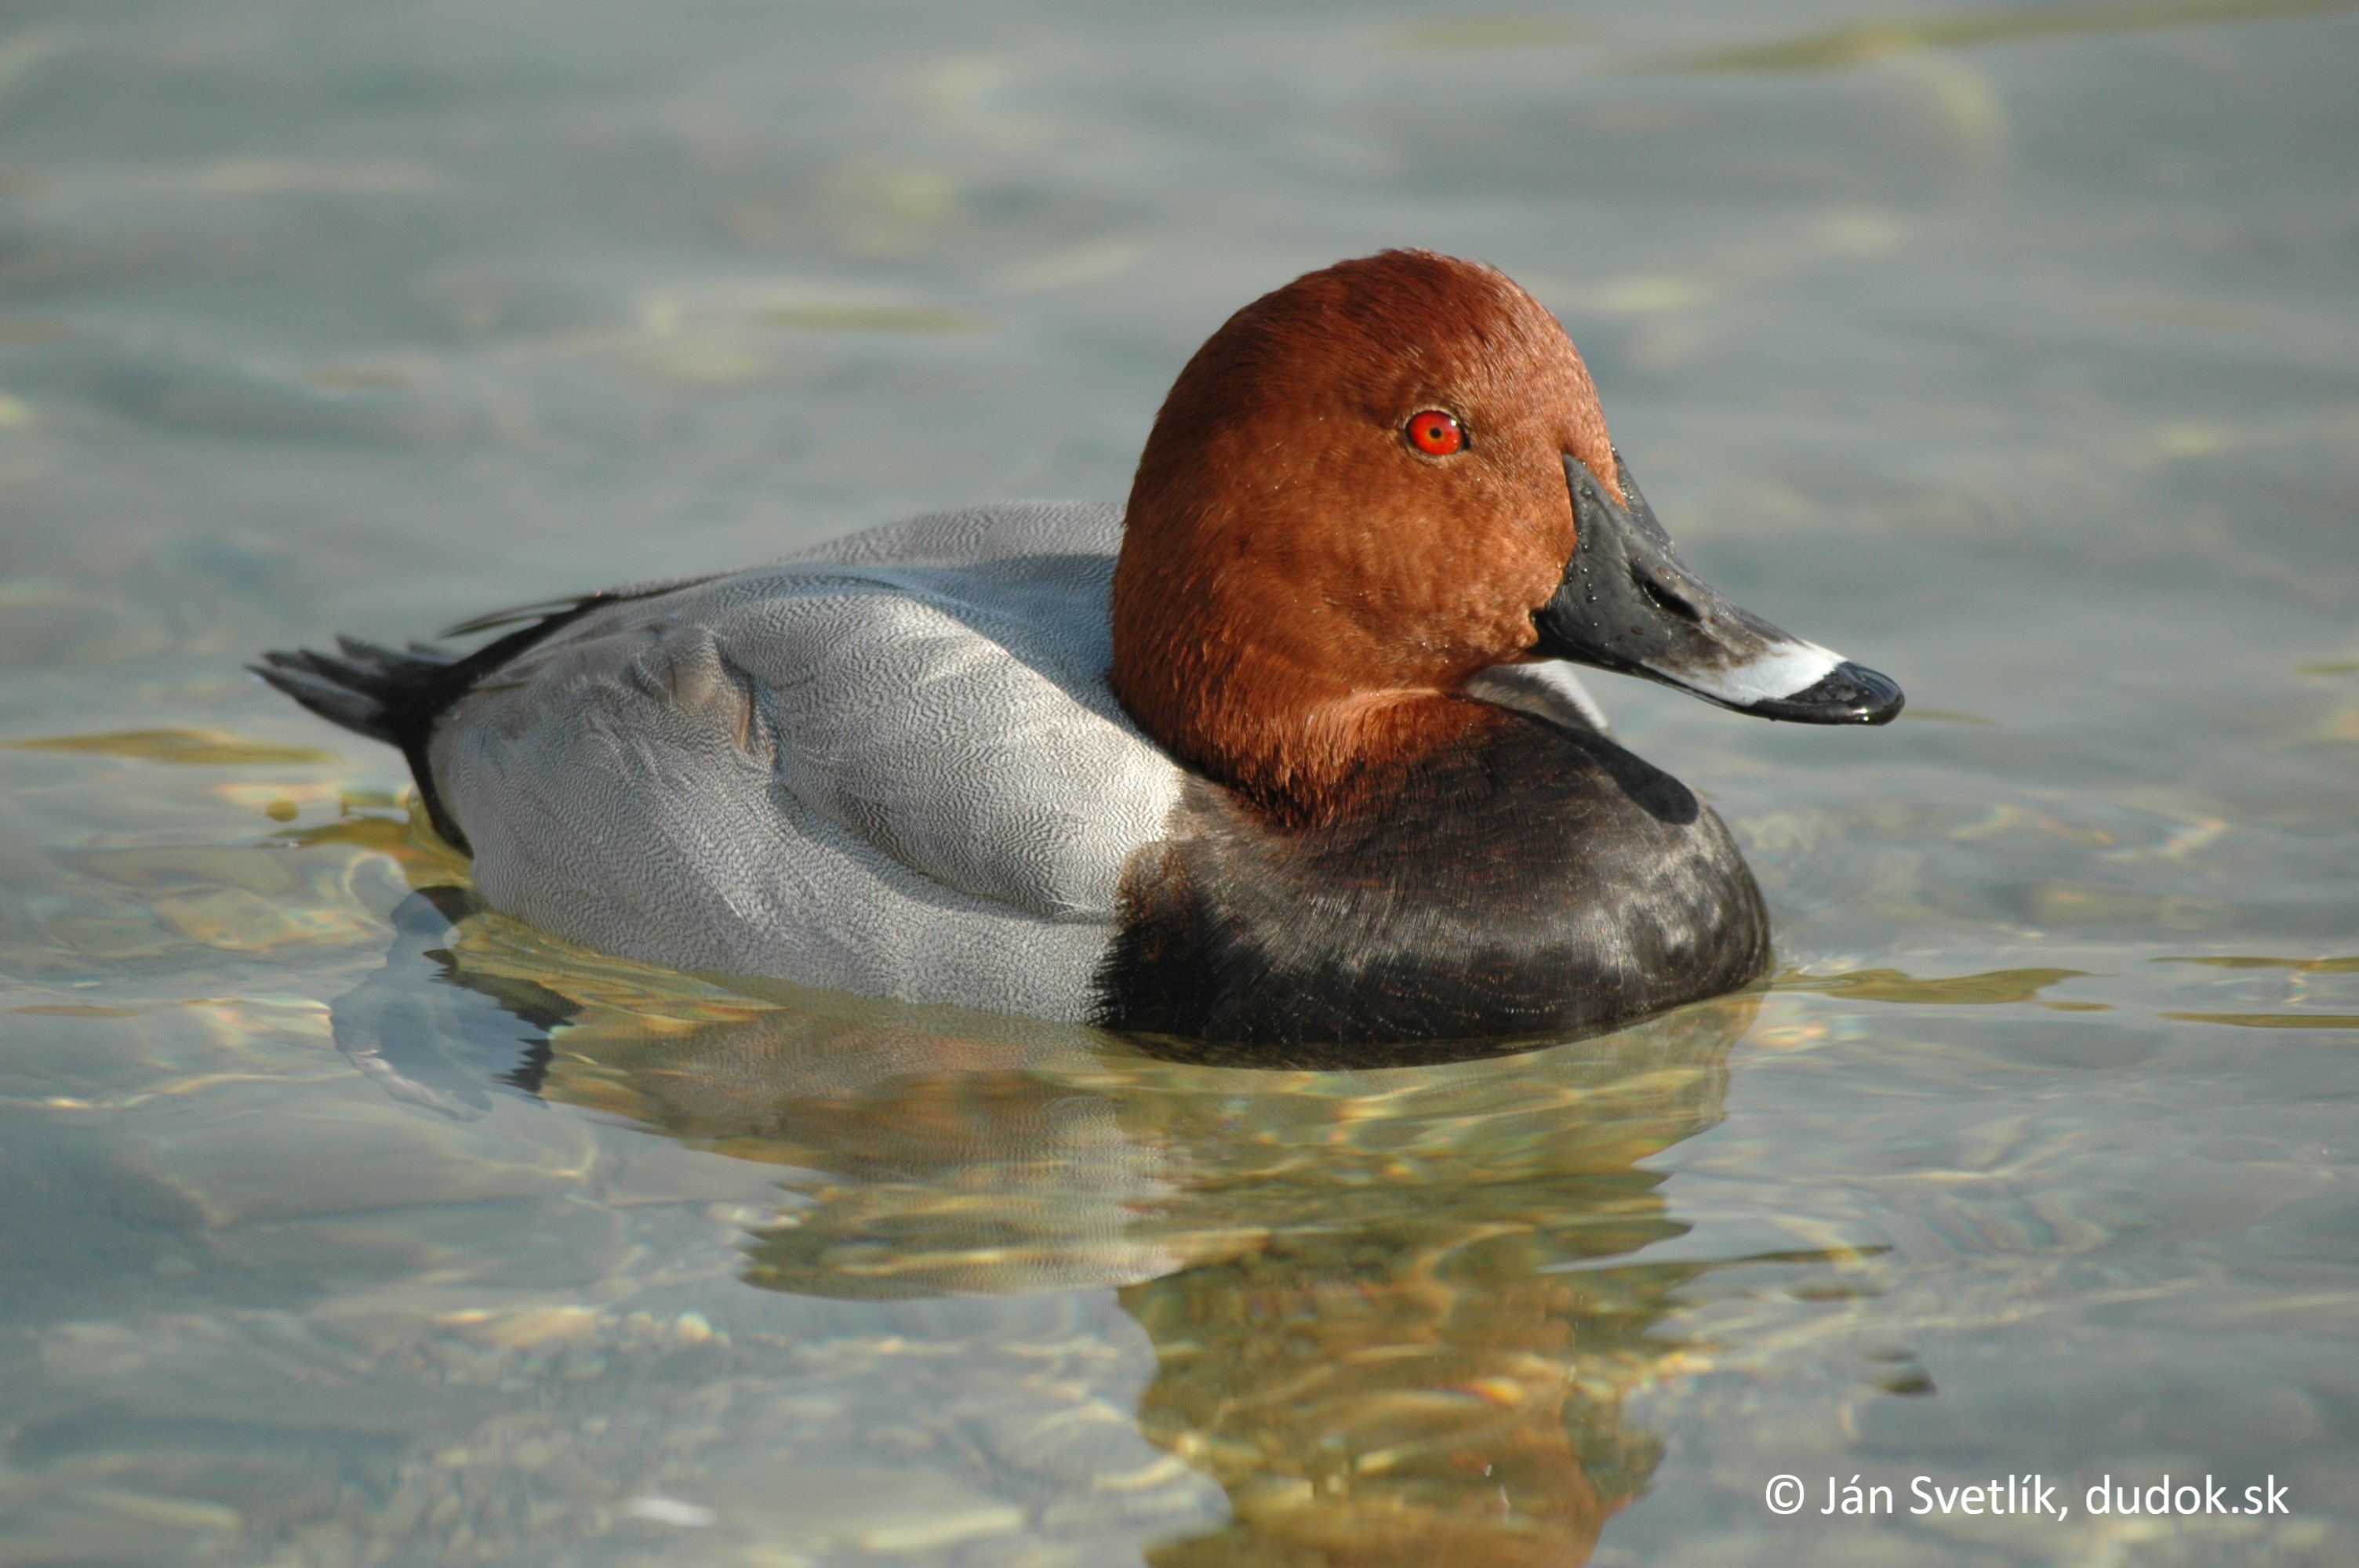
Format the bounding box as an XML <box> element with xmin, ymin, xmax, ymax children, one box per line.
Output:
<box><xmin>258</xmin><ymin>249</ymin><xmax>1900</xmax><ymax>1048</ymax></box>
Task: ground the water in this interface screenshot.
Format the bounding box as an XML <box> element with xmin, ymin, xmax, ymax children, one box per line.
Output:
<box><xmin>2</xmin><ymin>1</ymin><xmax>2355</xmax><ymax>1563</ymax></box>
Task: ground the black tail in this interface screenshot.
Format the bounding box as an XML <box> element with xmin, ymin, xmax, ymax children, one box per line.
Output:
<box><xmin>254</xmin><ymin>636</ymin><xmax>454</xmax><ymax>753</ymax></box>
<box><xmin>254</xmin><ymin>582</ymin><xmax>704</xmax><ymax>852</ymax></box>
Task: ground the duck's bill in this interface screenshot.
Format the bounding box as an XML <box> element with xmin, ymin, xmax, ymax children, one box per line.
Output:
<box><xmin>1528</xmin><ymin>455</ymin><xmax>1903</xmax><ymax>725</ymax></box>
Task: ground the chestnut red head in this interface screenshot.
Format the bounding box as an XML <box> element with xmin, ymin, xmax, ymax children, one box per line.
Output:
<box><xmin>1110</xmin><ymin>250</ymin><xmax>1619</xmax><ymax>821</ymax></box>
<box><xmin>1110</xmin><ymin>249</ymin><xmax>1900</xmax><ymax>827</ymax></box>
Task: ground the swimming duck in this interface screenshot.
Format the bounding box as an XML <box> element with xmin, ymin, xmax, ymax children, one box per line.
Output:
<box><xmin>260</xmin><ymin>250</ymin><xmax>1899</xmax><ymax>1047</ymax></box>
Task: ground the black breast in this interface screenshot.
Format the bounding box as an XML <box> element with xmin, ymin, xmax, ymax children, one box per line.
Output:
<box><xmin>1092</xmin><ymin>713</ymin><xmax>1770</xmax><ymax>1049</ymax></box>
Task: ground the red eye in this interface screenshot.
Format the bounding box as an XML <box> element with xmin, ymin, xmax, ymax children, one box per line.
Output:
<box><xmin>1406</xmin><ymin>409</ymin><xmax>1464</xmax><ymax>456</ymax></box>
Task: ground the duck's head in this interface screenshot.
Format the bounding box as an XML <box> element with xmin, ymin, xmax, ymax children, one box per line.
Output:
<box><xmin>1110</xmin><ymin>249</ymin><xmax>1901</xmax><ymax>825</ymax></box>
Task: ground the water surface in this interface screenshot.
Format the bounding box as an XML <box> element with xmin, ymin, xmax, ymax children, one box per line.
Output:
<box><xmin>2</xmin><ymin>2</ymin><xmax>2356</xmax><ymax>1563</ymax></box>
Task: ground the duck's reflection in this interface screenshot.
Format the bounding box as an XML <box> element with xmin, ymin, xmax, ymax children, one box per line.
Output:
<box><xmin>339</xmin><ymin>887</ymin><xmax>1754</xmax><ymax>1566</ymax></box>
<box><xmin>1110</xmin><ymin>1008</ymin><xmax>1740</xmax><ymax>1568</ymax></box>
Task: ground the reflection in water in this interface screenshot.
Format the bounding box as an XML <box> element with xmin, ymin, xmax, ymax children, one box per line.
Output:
<box><xmin>1</xmin><ymin>726</ymin><xmax>342</xmax><ymax>766</ymax></box>
<box><xmin>1773</xmin><ymin>964</ymin><xmax>2090</xmax><ymax>1004</ymax></box>
<box><xmin>1653</xmin><ymin>0</ymin><xmax>2359</xmax><ymax>74</ymax></box>
<box><xmin>1110</xmin><ymin>1018</ymin><xmax>1737</xmax><ymax>1568</ymax></box>
<box><xmin>342</xmin><ymin>892</ymin><xmax>1760</xmax><ymax>1566</ymax></box>
<box><xmin>2161</xmin><ymin>1011</ymin><xmax>2359</xmax><ymax>1028</ymax></box>
<box><xmin>2156</xmin><ymin>953</ymin><xmax>2359</xmax><ymax>972</ymax></box>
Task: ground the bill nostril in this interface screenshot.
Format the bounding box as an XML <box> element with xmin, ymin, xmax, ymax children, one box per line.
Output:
<box><xmin>1632</xmin><ymin>567</ymin><xmax>1701</xmax><ymax>622</ymax></box>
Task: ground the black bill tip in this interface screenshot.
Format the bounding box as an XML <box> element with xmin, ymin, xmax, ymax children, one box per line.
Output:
<box><xmin>1742</xmin><ymin>661</ymin><xmax>1904</xmax><ymax>725</ymax></box>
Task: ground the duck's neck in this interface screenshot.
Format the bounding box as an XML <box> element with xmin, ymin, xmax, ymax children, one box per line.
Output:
<box><xmin>1108</xmin><ymin>483</ymin><xmax>1532</xmax><ymax>826</ymax></box>
<box><xmin>1113</xmin><ymin>648</ymin><xmax>1499</xmax><ymax>829</ymax></box>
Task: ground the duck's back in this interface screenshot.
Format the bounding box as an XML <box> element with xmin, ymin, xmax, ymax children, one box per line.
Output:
<box><xmin>428</xmin><ymin>503</ymin><xmax>1184</xmax><ymax>1022</ymax></box>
